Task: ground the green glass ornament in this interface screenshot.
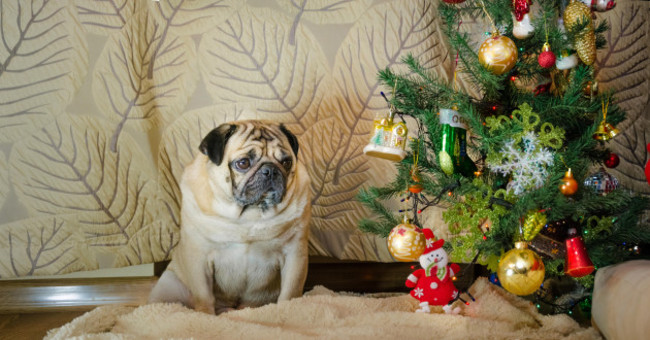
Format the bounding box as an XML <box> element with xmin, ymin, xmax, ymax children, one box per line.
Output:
<box><xmin>438</xmin><ymin>108</ymin><xmax>476</xmax><ymax>177</ymax></box>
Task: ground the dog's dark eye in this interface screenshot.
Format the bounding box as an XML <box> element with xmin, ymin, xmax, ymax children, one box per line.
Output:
<box><xmin>235</xmin><ymin>158</ymin><xmax>251</xmax><ymax>170</ymax></box>
<box><xmin>281</xmin><ymin>159</ymin><xmax>292</xmax><ymax>170</ymax></box>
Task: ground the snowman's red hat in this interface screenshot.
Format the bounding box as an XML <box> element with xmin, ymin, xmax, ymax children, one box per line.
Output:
<box><xmin>422</xmin><ymin>228</ymin><xmax>444</xmax><ymax>255</ymax></box>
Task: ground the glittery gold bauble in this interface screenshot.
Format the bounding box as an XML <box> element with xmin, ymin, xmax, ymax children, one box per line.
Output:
<box><xmin>564</xmin><ymin>0</ymin><xmax>596</xmax><ymax>65</ymax></box>
<box><xmin>387</xmin><ymin>219</ymin><xmax>426</xmax><ymax>262</ymax></box>
<box><xmin>497</xmin><ymin>242</ymin><xmax>546</xmax><ymax>296</ymax></box>
<box><xmin>523</xmin><ymin>211</ymin><xmax>547</xmax><ymax>241</ymax></box>
<box><xmin>478</xmin><ymin>34</ymin><xmax>518</xmax><ymax>75</ymax></box>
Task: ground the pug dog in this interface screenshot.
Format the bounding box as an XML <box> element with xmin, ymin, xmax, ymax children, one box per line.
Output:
<box><xmin>148</xmin><ymin>120</ymin><xmax>311</xmax><ymax>315</ymax></box>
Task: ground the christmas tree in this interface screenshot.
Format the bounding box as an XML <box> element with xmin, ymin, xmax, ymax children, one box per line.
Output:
<box><xmin>357</xmin><ymin>0</ymin><xmax>650</xmax><ymax>315</ymax></box>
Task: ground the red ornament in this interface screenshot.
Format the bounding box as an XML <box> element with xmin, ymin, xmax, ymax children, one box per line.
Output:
<box><xmin>565</xmin><ymin>229</ymin><xmax>594</xmax><ymax>278</ymax></box>
<box><xmin>604</xmin><ymin>152</ymin><xmax>620</xmax><ymax>168</ymax></box>
<box><xmin>538</xmin><ymin>43</ymin><xmax>556</xmax><ymax>68</ymax></box>
<box><xmin>534</xmin><ymin>82</ymin><xmax>551</xmax><ymax>96</ymax></box>
<box><xmin>442</xmin><ymin>0</ymin><xmax>466</xmax><ymax>3</ymax></box>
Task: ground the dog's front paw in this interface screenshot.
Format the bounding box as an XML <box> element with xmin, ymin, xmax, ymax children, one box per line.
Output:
<box><xmin>193</xmin><ymin>302</ymin><xmax>216</xmax><ymax>315</ymax></box>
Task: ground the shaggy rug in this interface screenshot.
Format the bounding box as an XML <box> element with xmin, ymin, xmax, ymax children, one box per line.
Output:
<box><xmin>45</xmin><ymin>277</ymin><xmax>601</xmax><ymax>340</ymax></box>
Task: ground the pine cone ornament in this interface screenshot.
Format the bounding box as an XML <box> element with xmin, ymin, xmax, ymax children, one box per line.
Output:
<box><xmin>564</xmin><ymin>0</ymin><xmax>596</xmax><ymax>65</ymax></box>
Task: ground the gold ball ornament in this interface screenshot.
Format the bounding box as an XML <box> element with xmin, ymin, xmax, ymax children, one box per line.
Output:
<box><xmin>387</xmin><ymin>218</ymin><xmax>426</xmax><ymax>262</ymax></box>
<box><xmin>564</xmin><ymin>0</ymin><xmax>596</xmax><ymax>65</ymax></box>
<box><xmin>478</xmin><ymin>34</ymin><xmax>518</xmax><ymax>75</ymax></box>
<box><xmin>497</xmin><ymin>242</ymin><xmax>546</xmax><ymax>296</ymax></box>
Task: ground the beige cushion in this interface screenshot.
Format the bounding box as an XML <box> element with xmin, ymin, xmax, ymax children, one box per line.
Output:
<box><xmin>592</xmin><ymin>260</ymin><xmax>650</xmax><ymax>340</ymax></box>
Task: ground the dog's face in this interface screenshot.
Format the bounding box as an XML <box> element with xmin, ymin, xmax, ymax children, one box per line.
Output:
<box><xmin>198</xmin><ymin>121</ymin><xmax>299</xmax><ymax>210</ymax></box>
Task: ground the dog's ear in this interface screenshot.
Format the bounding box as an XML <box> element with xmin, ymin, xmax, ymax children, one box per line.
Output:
<box><xmin>279</xmin><ymin>124</ymin><xmax>299</xmax><ymax>158</ymax></box>
<box><xmin>199</xmin><ymin>124</ymin><xmax>237</xmax><ymax>165</ymax></box>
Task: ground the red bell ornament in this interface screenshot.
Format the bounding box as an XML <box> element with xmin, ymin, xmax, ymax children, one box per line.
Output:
<box><xmin>565</xmin><ymin>228</ymin><xmax>595</xmax><ymax>277</ymax></box>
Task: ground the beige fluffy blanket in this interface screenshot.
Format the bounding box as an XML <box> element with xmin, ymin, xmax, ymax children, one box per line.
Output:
<box><xmin>46</xmin><ymin>278</ymin><xmax>601</xmax><ymax>340</ymax></box>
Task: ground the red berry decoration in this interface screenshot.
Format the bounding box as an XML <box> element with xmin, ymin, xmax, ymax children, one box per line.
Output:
<box><xmin>442</xmin><ymin>0</ymin><xmax>466</xmax><ymax>3</ymax></box>
<box><xmin>604</xmin><ymin>152</ymin><xmax>620</xmax><ymax>168</ymax></box>
<box><xmin>538</xmin><ymin>43</ymin><xmax>556</xmax><ymax>68</ymax></box>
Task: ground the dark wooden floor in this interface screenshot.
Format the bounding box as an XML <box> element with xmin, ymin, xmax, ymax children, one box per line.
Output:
<box><xmin>0</xmin><ymin>312</ymin><xmax>85</xmax><ymax>340</ymax></box>
<box><xmin>0</xmin><ymin>258</ymin><xmax>479</xmax><ymax>339</ymax></box>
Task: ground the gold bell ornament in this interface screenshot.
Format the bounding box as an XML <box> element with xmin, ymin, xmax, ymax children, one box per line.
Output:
<box><xmin>593</xmin><ymin>97</ymin><xmax>619</xmax><ymax>141</ymax></box>
<box><xmin>363</xmin><ymin>107</ymin><xmax>408</xmax><ymax>161</ymax></box>
<box><xmin>564</xmin><ymin>0</ymin><xmax>596</xmax><ymax>65</ymax></box>
<box><xmin>593</xmin><ymin>122</ymin><xmax>619</xmax><ymax>141</ymax></box>
<box><xmin>478</xmin><ymin>32</ymin><xmax>518</xmax><ymax>75</ymax></box>
<box><xmin>387</xmin><ymin>216</ymin><xmax>426</xmax><ymax>262</ymax></box>
<box><xmin>497</xmin><ymin>241</ymin><xmax>546</xmax><ymax>296</ymax></box>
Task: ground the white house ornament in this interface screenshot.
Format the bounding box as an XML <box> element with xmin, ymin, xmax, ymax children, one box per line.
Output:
<box><xmin>555</xmin><ymin>51</ymin><xmax>579</xmax><ymax>70</ymax></box>
<box><xmin>478</xmin><ymin>33</ymin><xmax>518</xmax><ymax>75</ymax></box>
<box><xmin>363</xmin><ymin>108</ymin><xmax>408</xmax><ymax>161</ymax></box>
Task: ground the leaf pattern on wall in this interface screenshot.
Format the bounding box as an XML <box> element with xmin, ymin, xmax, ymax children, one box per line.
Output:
<box><xmin>304</xmin><ymin>110</ymin><xmax>370</xmax><ymax>233</ymax></box>
<box><xmin>113</xmin><ymin>220</ymin><xmax>177</xmax><ymax>267</ymax></box>
<box><xmin>279</xmin><ymin>0</ymin><xmax>372</xmax><ymax>24</ymax></box>
<box><xmin>156</xmin><ymin>104</ymin><xmax>259</xmax><ymax>232</ymax></box>
<box><xmin>9</xmin><ymin>114</ymin><xmax>155</xmax><ymax>248</ymax></box>
<box><xmin>304</xmin><ymin>0</ymin><xmax>449</xmax><ymax>259</ymax></box>
<box><xmin>0</xmin><ymin>216</ymin><xmax>97</xmax><ymax>278</ymax></box>
<box><xmin>0</xmin><ymin>153</ymin><xmax>7</xmax><ymax>210</ymax></box>
<box><xmin>92</xmin><ymin>9</ymin><xmax>199</xmax><ymax>152</ymax></box>
<box><xmin>74</xmin><ymin>0</ymin><xmax>141</xmax><ymax>34</ymax></box>
<box><xmin>278</xmin><ymin>0</ymin><xmax>373</xmax><ymax>45</ymax></box>
<box><xmin>148</xmin><ymin>0</ymin><xmax>244</xmax><ymax>36</ymax></box>
<box><xmin>197</xmin><ymin>7</ymin><xmax>328</xmax><ymax>135</ymax></box>
<box><xmin>595</xmin><ymin>4</ymin><xmax>649</xmax><ymax>194</ymax></box>
<box><xmin>0</xmin><ymin>0</ymin><xmax>88</xmax><ymax>144</ymax></box>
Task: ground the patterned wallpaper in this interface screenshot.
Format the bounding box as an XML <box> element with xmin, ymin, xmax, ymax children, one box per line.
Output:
<box><xmin>0</xmin><ymin>0</ymin><xmax>647</xmax><ymax>278</ymax></box>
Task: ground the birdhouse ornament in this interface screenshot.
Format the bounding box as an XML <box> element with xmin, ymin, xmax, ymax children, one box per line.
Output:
<box><xmin>405</xmin><ymin>229</ymin><xmax>461</xmax><ymax>314</ymax></box>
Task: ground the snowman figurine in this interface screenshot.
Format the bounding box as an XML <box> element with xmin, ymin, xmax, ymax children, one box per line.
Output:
<box><xmin>405</xmin><ymin>229</ymin><xmax>461</xmax><ymax>314</ymax></box>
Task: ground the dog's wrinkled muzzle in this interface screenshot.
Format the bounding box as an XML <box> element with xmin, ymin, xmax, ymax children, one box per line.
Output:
<box><xmin>236</xmin><ymin>163</ymin><xmax>287</xmax><ymax>209</ymax></box>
